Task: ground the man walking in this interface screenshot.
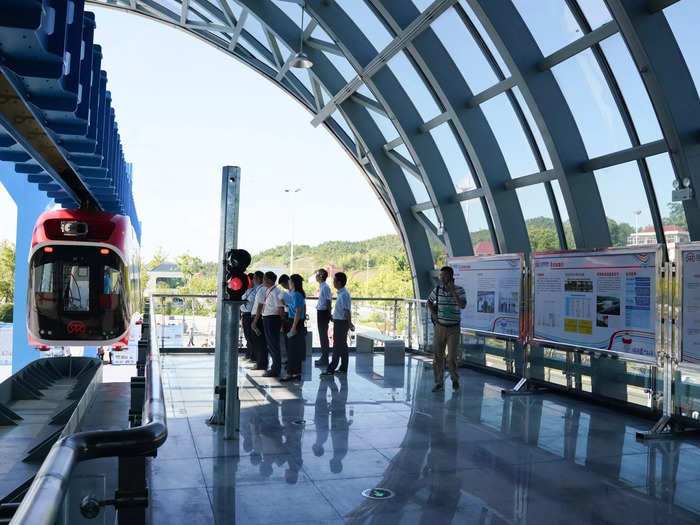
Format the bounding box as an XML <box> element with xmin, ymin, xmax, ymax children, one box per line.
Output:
<box><xmin>426</xmin><ymin>266</ymin><xmax>466</xmax><ymax>392</ymax></box>
<box><xmin>321</xmin><ymin>272</ymin><xmax>354</xmax><ymax>376</ymax></box>
<box><xmin>315</xmin><ymin>268</ymin><xmax>333</xmax><ymax>367</ymax></box>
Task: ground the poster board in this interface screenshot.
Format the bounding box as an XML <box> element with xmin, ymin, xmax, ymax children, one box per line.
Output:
<box><xmin>676</xmin><ymin>243</ymin><xmax>700</xmax><ymax>365</ymax></box>
<box><xmin>530</xmin><ymin>246</ymin><xmax>662</xmax><ymax>361</ymax></box>
<box><xmin>159</xmin><ymin>323</ymin><xmax>184</xmax><ymax>347</ymax></box>
<box><xmin>446</xmin><ymin>254</ymin><xmax>525</xmax><ymax>339</ymax></box>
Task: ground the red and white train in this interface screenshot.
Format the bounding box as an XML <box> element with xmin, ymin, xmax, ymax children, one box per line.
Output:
<box><xmin>26</xmin><ymin>209</ymin><xmax>142</xmax><ymax>349</ymax></box>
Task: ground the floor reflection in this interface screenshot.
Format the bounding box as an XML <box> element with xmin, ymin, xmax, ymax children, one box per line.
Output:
<box><xmin>152</xmin><ymin>354</ymin><xmax>700</xmax><ymax>524</ymax></box>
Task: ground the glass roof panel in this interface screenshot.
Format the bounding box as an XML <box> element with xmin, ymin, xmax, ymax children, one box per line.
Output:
<box><xmin>423</xmin><ymin>208</ymin><xmax>439</xmax><ymax>229</ymax></box>
<box><xmin>386</xmin><ymin>51</ymin><xmax>442</xmax><ymax>122</ymax></box>
<box><xmin>393</xmin><ymin>143</ymin><xmax>412</xmax><ymax>161</ymax></box>
<box><xmin>458</xmin><ymin>1</ymin><xmax>510</xmax><ymax>76</ymax></box>
<box><xmin>403</xmin><ymin>167</ymin><xmax>430</xmax><ymax>203</ymax></box>
<box><xmin>330</xmin><ymin>111</ymin><xmax>355</xmax><ymax>144</ymax></box>
<box><xmin>480</xmin><ymin>93</ymin><xmax>539</xmax><ymax>178</ymax></box>
<box><xmin>552</xmin><ymin>49</ymin><xmax>632</xmax><ymax>159</ymax></box>
<box><xmin>226</xmin><ymin>1</ymin><xmax>243</xmax><ymax>21</ymax></box>
<box><xmin>323</xmin><ymin>51</ymin><xmax>356</xmax><ymax>84</ymax></box>
<box><xmin>511</xmin><ymin>0</ymin><xmax>582</xmax><ymax>57</ymax></box>
<box><xmin>578</xmin><ymin>0</ymin><xmax>612</xmax><ymax>29</ymax></box>
<box><xmin>429</xmin><ymin>6</ymin><xmax>499</xmax><ymax>94</ymax></box>
<box><xmin>647</xmin><ymin>153</ymin><xmax>686</xmax><ymax>235</ymax></box>
<box><xmin>335</xmin><ymin>0</ymin><xmax>394</xmax><ymax>52</ymax></box>
<box><xmin>410</xmin><ymin>0</ymin><xmax>433</xmax><ymax>12</ymax></box>
<box><xmin>366</xmin><ymin>110</ymin><xmax>399</xmax><ymax>143</ymax></box>
<box><xmin>243</xmin><ymin>15</ymin><xmax>270</xmax><ymax>49</ymax></box>
<box><xmin>311</xmin><ymin>23</ymin><xmax>332</xmax><ymax>41</ymax></box>
<box><xmin>594</xmin><ymin>162</ymin><xmax>652</xmax><ymax>247</ymax></box>
<box><xmin>429</xmin><ymin>121</ymin><xmax>475</xmax><ymax>191</ymax></box>
<box><xmin>600</xmin><ymin>35</ymin><xmax>662</xmax><ymax>144</ymax></box>
<box><xmin>271</xmin><ymin>1</ymin><xmax>301</xmax><ymax>25</ymax></box>
<box><xmin>664</xmin><ymin>1</ymin><xmax>700</xmax><ymax>99</ymax></box>
<box><xmin>289</xmin><ymin>69</ymin><xmax>314</xmax><ymax>98</ymax></box>
<box><xmin>515</xmin><ymin>184</ymin><xmax>561</xmax><ymax>251</ymax></box>
<box><xmin>550</xmin><ymin>180</ymin><xmax>575</xmax><ymax>248</ymax></box>
<box><xmin>512</xmin><ymin>86</ymin><xmax>553</xmax><ymax>170</ymax></box>
<box><xmin>356</xmin><ymin>84</ymin><xmax>376</xmax><ymax>100</ymax></box>
<box><xmin>461</xmin><ymin>199</ymin><xmax>494</xmax><ymax>253</ymax></box>
<box><xmin>241</xmin><ymin>42</ymin><xmax>276</xmax><ymax>70</ymax></box>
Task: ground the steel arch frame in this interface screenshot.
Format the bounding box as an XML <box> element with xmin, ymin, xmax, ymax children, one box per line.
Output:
<box><xmin>85</xmin><ymin>0</ymin><xmax>700</xmax><ymax>297</ymax></box>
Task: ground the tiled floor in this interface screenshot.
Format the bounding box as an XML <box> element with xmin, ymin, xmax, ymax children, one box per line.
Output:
<box><xmin>149</xmin><ymin>353</ymin><xmax>700</xmax><ymax>524</ymax></box>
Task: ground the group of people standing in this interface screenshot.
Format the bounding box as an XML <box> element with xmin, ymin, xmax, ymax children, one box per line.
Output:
<box><xmin>239</xmin><ymin>268</ymin><xmax>355</xmax><ymax>381</ymax></box>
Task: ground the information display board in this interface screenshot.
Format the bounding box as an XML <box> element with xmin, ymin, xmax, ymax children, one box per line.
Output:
<box><xmin>0</xmin><ymin>323</ymin><xmax>12</xmax><ymax>365</ymax></box>
<box><xmin>112</xmin><ymin>323</ymin><xmax>141</xmax><ymax>365</ymax></box>
<box><xmin>531</xmin><ymin>247</ymin><xmax>661</xmax><ymax>361</ymax></box>
<box><xmin>677</xmin><ymin>243</ymin><xmax>700</xmax><ymax>365</ymax></box>
<box><xmin>446</xmin><ymin>254</ymin><xmax>524</xmax><ymax>339</ymax></box>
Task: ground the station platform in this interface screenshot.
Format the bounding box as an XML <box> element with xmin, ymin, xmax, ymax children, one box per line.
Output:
<box><xmin>145</xmin><ymin>353</ymin><xmax>700</xmax><ymax>524</ymax></box>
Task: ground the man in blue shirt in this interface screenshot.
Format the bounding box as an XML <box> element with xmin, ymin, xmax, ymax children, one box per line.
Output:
<box><xmin>321</xmin><ymin>272</ymin><xmax>354</xmax><ymax>376</ymax></box>
<box><xmin>315</xmin><ymin>269</ymin><xmax>333</xmax><ymax>366</ymax></box>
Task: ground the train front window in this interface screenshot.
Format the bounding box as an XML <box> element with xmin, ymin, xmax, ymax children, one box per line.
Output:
<box><xmin>63</xmin><ymin>265</ymin><xmax>90</xmax><ymax>311</ymax></box>
<box><xmin>28</xmin><ymin>245</ymin><xmax>130</xmax><ymax>342</ymax></box>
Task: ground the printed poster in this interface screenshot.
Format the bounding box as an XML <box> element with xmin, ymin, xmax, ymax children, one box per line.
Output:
<box><xmin>680</xmin><ymin>248</ymin><xmax>700</xmax><ymax>364</ymax></box>
<box><xmin>532</xmin><ymin>249</ymin><xmax>658</xmax><ymax>360</ymax></box>
<box><xmin>447</xmin><ymin>255</ymin><xmax>523</xmax><ymax>338</ymax></box>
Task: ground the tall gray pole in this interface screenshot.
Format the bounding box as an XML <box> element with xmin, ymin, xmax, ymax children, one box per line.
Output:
<box><xmin>211</xmin><ymin>167</ymin><xmax>241</xmax><ymax>426</ymax></box>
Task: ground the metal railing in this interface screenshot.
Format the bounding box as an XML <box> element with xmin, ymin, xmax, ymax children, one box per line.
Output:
<box><xmin>149</xmin><ymin>293</ymin><xmax>429</xmax><ymax>351</ymax></box>
<box><xmin>10</xmin><ymin>300</ymin><xmax>167</xmax><ymax>525</ymax></box>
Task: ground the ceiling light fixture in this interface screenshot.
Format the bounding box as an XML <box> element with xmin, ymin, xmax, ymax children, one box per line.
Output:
<box><xmin>290</xmin><ymin>1</ymin><xmax>313</xmax><ymax>69</ymax></box>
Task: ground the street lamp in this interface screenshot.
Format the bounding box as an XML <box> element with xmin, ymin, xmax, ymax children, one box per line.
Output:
<box><xmin>284</xmin><ymin>188</ymin><xmax>301</xmax><ymax>274</ymax></box>
<box><xmin>633</xmin><ymin>210</ymin><xmax>642</xmax><ymax>244</ymax></box>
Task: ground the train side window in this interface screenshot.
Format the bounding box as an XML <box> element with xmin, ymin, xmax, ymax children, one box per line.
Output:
<box><xmin>35</xmin><ymin>263</ymin><xmax>54</xmax><ymax>293</ymax></box>
<box><xmin>63</xmin><ymin>265</ymin><xmax>90</xmax><ymax>311</ymax></box>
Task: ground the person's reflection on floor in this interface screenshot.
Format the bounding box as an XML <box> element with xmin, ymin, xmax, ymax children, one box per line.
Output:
<box><xmin>252</xmin><ymin>402</ymin><xmax>285</xmax><ymax>478</ymax></box>
<box><xmin>313</xmin><ymin>376</ymin><xmax>332</xmax><ymax>458</ymax></box>
<box><xmin>330</xmin><ymin>375</ymin><xmax>351</xmax><ymax>473</ymax></box>
<box><xmin>282</xmin><ymin>397</ymin><xmax>305</xmax><ymax>484</ymax></box>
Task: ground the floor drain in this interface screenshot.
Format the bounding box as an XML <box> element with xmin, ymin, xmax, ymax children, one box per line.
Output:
<box><xmin>362</xmin><ymin>488</ymin><xmax>395</xmax><ymax>500</ymax></box>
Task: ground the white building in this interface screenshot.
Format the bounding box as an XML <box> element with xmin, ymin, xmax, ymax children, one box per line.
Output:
<box><xmin>627</xmin><ymin>225</ymin><xmax>690</xmax><ymax>260</ymax></box>
<box><xmin>146</xmin><ymin>262</ymin><xmax>184</xmax><ymax>294</ymax></box>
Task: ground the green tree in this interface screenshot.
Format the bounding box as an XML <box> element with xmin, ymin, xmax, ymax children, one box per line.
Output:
<box><xmin>527</xmin><ymin>227</ymin><xmax>558</xmax><ymax>252</ymax></box>
<box><xmin>148</xmin><ymin>247</ymin><xmax>168</xmax><ymax>270</ymax></box>
<box><xmin>664</xmin><ymin>202</ymin><xmax>688</xmax><ymax>230</ymax></box>
<box><xmin>175</xmin><ymin>253</ymin><xmax>204</xmax><ymax>283</ymax></box>
<box><xmin>607</xmin><ymin>218</ymin><xmax>634</xmax><ymax>247</ymax></box>
<box><xmin>0</xmin><ymin>241</ymin><xmax>15</xmax><ymax>304</ymax></box>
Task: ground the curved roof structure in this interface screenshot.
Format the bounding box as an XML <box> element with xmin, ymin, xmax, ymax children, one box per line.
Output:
<box><xmin>85</xmin><ymin>0</ymin><xmax>700</xmax><ymax>297</ymax></box>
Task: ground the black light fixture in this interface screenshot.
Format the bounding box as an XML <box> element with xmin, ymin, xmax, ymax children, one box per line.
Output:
<box><xmin>290</xmin><ymin>1</ymin><xmax>313</xmax><ymax>69</ymax></box>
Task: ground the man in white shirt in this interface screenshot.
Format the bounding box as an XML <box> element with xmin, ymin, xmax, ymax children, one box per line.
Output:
<box><xmin>241</xmin><ymin>272</ymin><xmax>261</xmax><ymax>361</ymax></box>
<box><xmin>278</xmin><ymin>274</ymin><xmax>292</xmax><ymax>365</ymax></box>
<box><xmin>315</xmin><ymin>268</ymin><xmax>333</xmax><ymax>367</ymax></box>
<box><xmin>252</xmin><ymin>271</ymin><xmax>285</xmax><ymax>377</ymax></box>
<box><xmin>247</xmin><ymin>271</ymin><xmax>267</xmax><ymax>369</ymax></box>
<box><xmin>321</xmin><ymin>272</ymin><xmax>354</xmax><ymax>376</ymax></box>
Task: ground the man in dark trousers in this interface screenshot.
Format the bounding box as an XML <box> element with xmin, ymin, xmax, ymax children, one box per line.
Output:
<box><xmin>241</xmin><ymin>272</ymin><xmax>260</xmax><ymax>361</ymax></box>
<box><xmin>252</xmin><ymin>271</ymin><xmax>285</xmax><ymax>377</ymax></box>
<box><xmin>321</xmin><ymin>272</ymin><xmax>354</xmax><ymax>376</ymax></box>
<box><xmin>315</xmin><ymin>268</ymin><xmax>333</xmax><ymax>367</ymax></box>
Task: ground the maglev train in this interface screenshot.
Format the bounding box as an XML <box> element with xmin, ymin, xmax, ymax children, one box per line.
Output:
<box><xmin>26</xmin><ymin>209</ymin><xmax>142</xmax><ymax>349</ymax></box>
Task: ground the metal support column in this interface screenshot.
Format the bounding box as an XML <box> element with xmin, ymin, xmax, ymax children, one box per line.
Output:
<box><xmin>211</xmin><ymin>166</ymin><xmax>241</xmax><ymax>427</ymax></box>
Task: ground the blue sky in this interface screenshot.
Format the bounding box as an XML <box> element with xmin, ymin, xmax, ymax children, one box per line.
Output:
<box><xmin>1</xmin><ymin>0</ymin><xmax>699</xmax><ymax>257</ymax></box>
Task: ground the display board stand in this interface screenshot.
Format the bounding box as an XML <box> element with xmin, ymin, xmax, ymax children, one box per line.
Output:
<box><xmin>501</xmin><ymin>342</ymin><xmax>547</xmax><ymax>396</ymax></box>
<box><xmin>638</xmin><ymin>257</ymin><xmax>700</xmax><ymax>440</ymax></box>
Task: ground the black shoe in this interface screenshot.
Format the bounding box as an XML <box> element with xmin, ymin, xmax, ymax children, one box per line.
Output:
<box><xmin>263</xmin><ymin>371</ymin><xmax>279</xmax><ymax>378</ymax></box>
<box><xmin>320</xmin><ymin>370</ymin><xmax>334</xmax><ymax>376</ymax></box>
<box><xmin>280</xmin><ymin>375</ymin><xmax>294</xmax><ymax>382</ymax></box>
<box><xmin>336</xmin><ymin>369</ymin><xmax>347</xmax><ymax>375</ymax></box>
<box><xmin>453</xmin><ymin>380</ymin><xmax>460</xmax><ymax>391</ymax></box>
<box><xmin>432</xmin><ymin>383</ymin><xmax>443</xmax><ymax>392</ymax></box>
<box><xmin>315</xmin><ymin>358</ymin><xmax>329</xmax><ymax>367</ymax></box>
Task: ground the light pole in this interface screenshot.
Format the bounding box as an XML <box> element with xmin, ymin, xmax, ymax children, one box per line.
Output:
<box><xmin>633</xmin><ymin>210</ymin><xmax>642</xmax><ymax>244</ymax></box>
<box><xmin>284</xmin><ymin>188</ymin><xmax>301</xmax><ymax>274</ymax></box>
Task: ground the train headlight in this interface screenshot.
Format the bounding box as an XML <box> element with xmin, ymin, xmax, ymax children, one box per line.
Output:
<box><xmin>60</xmin><ymin>221</ymin><xmax>88</xmax><ymax>236</ymax></box>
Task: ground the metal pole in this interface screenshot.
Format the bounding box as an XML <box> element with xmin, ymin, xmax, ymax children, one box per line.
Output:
<box><xmin>224</xmin><ymin>301</ymin><xmax>242</xmax><ymax>439</ymax></box>
<box><xmin>408</xmin><ymin>302</ymin><xmax>413</xmax><ymax>350</ymax></box>
<box><xmin>211</xmin><ymin>167</ymin><xmax>241</xmax><ymax>425</ymax></box>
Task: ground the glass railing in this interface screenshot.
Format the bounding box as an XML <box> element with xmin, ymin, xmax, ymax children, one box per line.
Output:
<box><xmin>149</xmin><ymin>292</ymin><xmax>673</xmax><ymax>414</ymax></box>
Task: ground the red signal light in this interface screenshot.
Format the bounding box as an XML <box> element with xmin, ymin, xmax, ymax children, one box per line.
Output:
<box><xmin>99</xmin><ymin>248</ymin><xmax>109</xmax><ymax>255</ymax></box>
<box><xmin>43</xmin><ymin>246</ymin><xmax>53</xmax><ymax>253</ymax></box>
<box><xmin>228</xmin><ymin>277</ymin><xmax>244</xmax><ymax>291</ymax></box>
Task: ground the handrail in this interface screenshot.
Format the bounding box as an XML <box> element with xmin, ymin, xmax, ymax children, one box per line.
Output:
<box><xmin>150</xmin><ymin>292</ymin><xmax>426</xmax><ymax>303</ymax></box>
<box><xmin>10</xmin><ymin>301</ymin><xmax>167</xmax><ymax>525</ymax></box>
